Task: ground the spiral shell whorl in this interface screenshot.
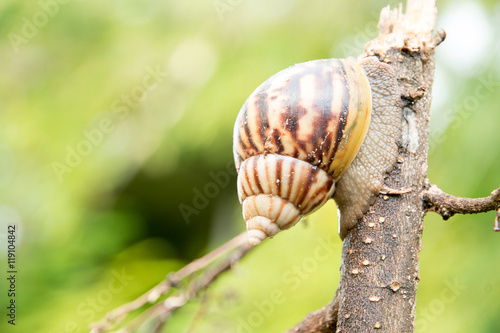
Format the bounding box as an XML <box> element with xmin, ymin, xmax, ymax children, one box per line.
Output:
<box><xmin>234</xmin><ymin>58</ymin><xmax>372</xmax><ymax>244</ymax></box>
<box><xmin>233</xmin><ymin>58</ymin><xmax>371</xmax><ymax>180</ymax></box>
<box><xmin>238</xmin><ymin>154</ymin><xmax>335</xmax><ymax>244</ymax></box>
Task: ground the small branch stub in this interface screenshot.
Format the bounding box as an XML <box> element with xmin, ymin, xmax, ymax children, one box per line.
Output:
<box><xmin>422</xmin><ymin>183</ymin><xmax>500</xmax><ymax>230</ymax></box>
<box><xmin>494</xmin><ymin>208</ymin><xmax>500</xmax><ymax>232</ymax></box>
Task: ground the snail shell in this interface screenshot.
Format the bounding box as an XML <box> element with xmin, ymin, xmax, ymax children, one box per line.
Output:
<box><xmin>233</xmin><ymin>58</ymin><xmax>373</xmax><ymax>245</ymax></box>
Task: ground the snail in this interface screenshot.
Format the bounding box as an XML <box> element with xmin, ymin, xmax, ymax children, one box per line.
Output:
<box><xmin>233</xmin><ymin>56</ymin><xmax>402</xmax><ymax>245</ymax></box>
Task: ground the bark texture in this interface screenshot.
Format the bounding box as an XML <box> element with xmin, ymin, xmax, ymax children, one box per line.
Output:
<box><xmin>289</xmin><ymin>2</ymin><xmax>442</xmax><ymax>332</ymax></box>
<box><xmin>334</xmin><ymin>2</ymin><xmax>439</xmax><ymax>332</ymax></box>
<box><xmin>422</xmin><ymin>184</ymin><xmax>500</xmax><ymax>219</ymax></box>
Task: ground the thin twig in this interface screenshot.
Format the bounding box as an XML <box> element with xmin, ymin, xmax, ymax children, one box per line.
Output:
<box><xmin>139</xmin><ymin>242</ymin><xmax>254</xmax><ymax>331</ymax></box>
<box><xmin>116</xmin><ymin>301</ymin><xmax>166</xmax><ymax>333</ymax></box>
<box><xmin>422</xmin><ymin>184</ymin><xmax>500</xmax><ymax>220</ymax></box>
<box><xmin>90</xmin><ymin>232</ymin><xmax>251</xmax><ymax>333</ymax></box>
<box><xmin>185</xmin><ymin>293</ymin><xmax>209</xmax><ymax>333</ymax></box>
<box><xmin>153</xmin><ymin>315</ymin><xmax>167</xmax><ymax>333</ymax></box>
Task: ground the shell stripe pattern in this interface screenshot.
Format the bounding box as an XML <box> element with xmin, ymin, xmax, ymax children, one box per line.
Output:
<box><xmin>237</xmin><ymin>154</ymin><xmax>335</xmax><ymax>216</ymax></box>
<box><xmin>234</xmin><ymin>58</ymin><xmax>371</xmax><ymax>181</ymax></box>
<box><xmin>233</xmin><ymin>58</ymin><xmax>371</xmax><ymax>244</ymax></box>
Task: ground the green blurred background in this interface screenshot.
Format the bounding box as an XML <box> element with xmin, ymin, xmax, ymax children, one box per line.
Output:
<box><xmin>0</xmin><ymin>0</ymin><xmax>499</xmax><ymax>332</ymax></box>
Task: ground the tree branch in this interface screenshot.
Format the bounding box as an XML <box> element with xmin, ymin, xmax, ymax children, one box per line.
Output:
<box><xmin>120</xmin><ymin>243</ymin><xmax>253</xmax><ymax>333</ymax></box>
<box><xmin>422</xmin><ymin>183</ymin><xmax>500</xmax><ymax>225</ymax></box>
<box><xmin>290</xmin><ymin>1</ymin><xmax>440</xmax><ymax>332</ymax></box>
<box><xmin>90</xmin><ymin>232</ymin><xmax>252</xmax><ymax>333</ymax></box>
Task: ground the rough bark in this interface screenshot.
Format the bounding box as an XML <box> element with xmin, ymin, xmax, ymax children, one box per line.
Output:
<box><xmin>335</xmin><ymin>2</ymin><xmax>440</xmax><ymax>332</ymax></box>
<box><xmin>291</xmin><ymin>1</ymin><xmax>441</xmax><ymax>332</ymax></box>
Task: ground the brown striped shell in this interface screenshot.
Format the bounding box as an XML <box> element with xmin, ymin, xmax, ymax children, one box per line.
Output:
<box><xmin>233</xmin><ymin>58</ymin><xmax>372</xmax><ymax>245</ymax></box>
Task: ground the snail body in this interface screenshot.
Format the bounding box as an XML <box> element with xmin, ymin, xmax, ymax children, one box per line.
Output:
<box><xmin>233</xmin><ymin>56</ymin><xmax>401</xmax><ymax>245</ymax></box>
